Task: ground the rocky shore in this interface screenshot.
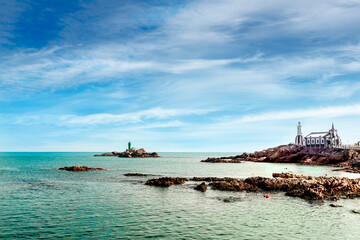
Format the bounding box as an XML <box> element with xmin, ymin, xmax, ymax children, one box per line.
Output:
<box><xmin>58</xmin><ymin>166</ymin><xmax>105</xmax><ymax>171</ymax></box>
<box><xmin>95</xmin><ymin>147</ymin><xmax>160</xmax><ymax>158</ymax></box>
<box><xmin>201</xmin><ymin>144</ymin><xmax>360</xmax><ymax>170</ymax></box>
<box><xmin>143</xmin><ymin>172</ymin><xmax>360</xmax><ymax>201</ymax></box>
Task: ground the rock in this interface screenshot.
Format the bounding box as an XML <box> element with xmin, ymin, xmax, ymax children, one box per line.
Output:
<box><xmin>94</xmin><ymin>152</ymin><xmax>118</xmax><ymax>156</ymax></box>
<box><xmin>329</xmin><ymin>204</ymin><xmax>343</xmax><ymax>207</ymax></box>
<box><xmin>333</xmin><ymin>167</ymin><xmax>360</xmax><ymax>173</ymax></box>
<box><xmin>124</xmin><ymin>173</ymin><xmax>149</xmax><ymax>176</ymax></box>
<box><xmin>194</xmin><ymin>182</ymin><xmax>207</xmax><ymax>192</ymax></box>
<box><xmin>58</xmin><ymin>166</ymin><xmax>105</xmax><ymax>171</ymax></box>
<box><xmin>201</xmin><ymin>144</ymin><xmax>360</xmax><ymax>166</ymax></box>
<box><xmin>201</xmin><ymin>157</ymin><xmax>242</xmax><ymax>163</ymax></box>
<box><xmin>190</xmin><ymin>177</ymin><xmax>234</xmax><ymax>182</ymax></box>
<box><xmin>349</xmin><ymin>159</ymin><xmax>360</xmax><ymax>168</ymax></box>
<box><xmin>220</xmin><ymin>196</ymin><xmax>242</xmax><ymax>203</ymax></box>
<box><xmin>211</xmin><ymin>180</ymin><xmax>259</xmax><ymax>192</ymax></box>
<box><xmin>145</xmin><ymin>177</ymin><xmax>188</xmax><ymax>187</ymax></box>
<box><xmin>351</xmin><ymin>210</ymin><xmax>360</xmax><ymax>214</ymax></box>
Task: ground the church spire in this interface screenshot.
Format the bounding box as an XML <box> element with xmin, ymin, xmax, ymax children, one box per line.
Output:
<box><xmin>297</xmin><ymin>122</ymin><xmax>302</xmax><ymax>135</ymax></box>
<box><xmin>295</xmin><ymin>122</ymin><xmax>304</xmax><ymax>146</ymax></box>
<box><xmin>332</xmin><ymin>123</ymin><xmax>335</xmax><ymax>131</ymax></box>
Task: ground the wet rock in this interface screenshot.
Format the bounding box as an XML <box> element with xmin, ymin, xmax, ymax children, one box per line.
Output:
<box><xmin>220</xmin><ymin>196</ymin><xmax>242</xmax><ymax>203</ymax></box>
<box><xmin>94</xmin><ymin>152</ymin><xmax>118</xmax><ymax>156</ymax></box>
<box><xmin>351</xmin><ymin>210</ymin><xmax>360</xmax><ymax>214</ymax></box>
<box><xmin>329</xmin><ymin>204</ymin><xmax>343</xmax><ymax>207</ymax></box>
<box><xmin>145</xmin><ymin>177</ymin><xmax>188</xmax><ymax>187</ymax></box>
<box><xmin>124</xmin><ymin>173</ymin><xmax>149</xmax><ymax>176</ymax></box>
<box><xmin>211</xmin><ymin>180</ymin><xmax>259</xmax><ymax>192</ymax></box>
<box><xmin>201</xmin><ymin>157</ymin><xmax>242</xmax><ymax>163</ymax></box>
<box><xmin>190</xmin><ymin>177</ymin><xmax>235</xmax><ymax>182</ymax></box>
<box><xmin>202</xmin><ymin>172</ymin><xmax>360</xmax><ymax>201</ymax></box>
<box><xmin>333</xmin><ymin>167</ymin><xmax>360</xmax><ymax>173</ymax></box>
<box><xmin>58</xmin><ymin>166</ymin><xmax>105</xmax><ymax>171</ymax></box>
<box><xmin>145</xmin><ymin>171</ymin><xmax>360</xmax><ymax>201</ymax></box>
<box><xmin>194</xmin><ymin>182</ymin><xmax>207</xmax><ymax>192</ymax></box>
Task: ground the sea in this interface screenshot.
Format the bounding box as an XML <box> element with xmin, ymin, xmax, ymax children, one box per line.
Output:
<box><xmin>1</xmin><ymin>152</ymin><xmax>360</xmax><ymax>239</ymax></box>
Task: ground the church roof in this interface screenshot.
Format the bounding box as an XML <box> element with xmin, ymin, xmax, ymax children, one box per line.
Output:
<box><xmin>305</xmin><ymin>132</ymin><xmax>329</xmax><ymax>138</ymax></box>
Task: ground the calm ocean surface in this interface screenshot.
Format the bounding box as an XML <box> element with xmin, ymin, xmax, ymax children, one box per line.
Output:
<box><xmin>1</xmin><ymin>152</ymin><xmax>360</xmax><ymax>239</ymax></box>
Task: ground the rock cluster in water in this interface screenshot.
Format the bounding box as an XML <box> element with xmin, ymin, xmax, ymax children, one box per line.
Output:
<box><xmin>58</xmin><ymin>166</ymin><xmax>105</xmax><ymax>171</ymax></box>
<box><xmin>95</xmin><ymin>147</ymin><xmax>160</xmax><ymax>158</ymax></box>
<box><xmin>201</xmin><ymin>144</ymin><xmax>360</xmax><ymax>167</ymax></box>
<box><xmin>145</xmin><ymin>172</ymin><xmax>360</xmax><ymax>201</ymax></box>
<box><xmin>145</xmin><ymin>177</ymin><xmax>188</xmax><ymax>187</ymax></box>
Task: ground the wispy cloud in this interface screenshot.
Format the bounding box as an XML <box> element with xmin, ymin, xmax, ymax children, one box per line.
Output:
<box><xmin>62</xmin><ymin>107</ymin><xmax>214</xmax><ymax>125</ymax></box>
<box><xmin>10</xmin><ymin>107</ymin><xmax>215</xmax><ymax>126</ymax></box>
<box><xmin>222</xmin><ymin>104</ymin><xmax>360</xmax><ymax>124</ymax></box>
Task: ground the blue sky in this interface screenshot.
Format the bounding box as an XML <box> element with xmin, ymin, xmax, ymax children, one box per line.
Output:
<box><xmin>1</xmin><ymin>0</ymin><xmax>360</xmax><ymax>151</ymax></box>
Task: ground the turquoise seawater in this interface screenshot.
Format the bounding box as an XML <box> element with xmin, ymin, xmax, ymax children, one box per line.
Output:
<box><xmin>1</xmin><ymin>152</ymin><xmax>360</xmax><ymax>239</ymax></box>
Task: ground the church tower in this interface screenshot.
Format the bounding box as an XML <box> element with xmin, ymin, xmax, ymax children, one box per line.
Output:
<box><xmin>295</xmin><ymin>122</ymin><xmax>305</xmax><ymax>146</ymax></box>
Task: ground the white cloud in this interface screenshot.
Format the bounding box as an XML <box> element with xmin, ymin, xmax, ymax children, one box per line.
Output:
<box><xmin>60</xmin><ymin>107</ymin><xmax>214</xmax><ymax>125</ymax></box>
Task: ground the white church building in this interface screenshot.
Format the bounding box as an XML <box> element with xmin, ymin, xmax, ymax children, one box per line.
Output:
<box><xmin>295</xmin><ymin>122</ymin><xmax>342</xmax><ymax>149</ymax></box>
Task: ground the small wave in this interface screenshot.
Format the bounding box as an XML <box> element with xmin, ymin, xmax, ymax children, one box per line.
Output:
<box><xmin>0</xmin><ymin>167</ymin><xmax>19</xmax><ymax>171</ymax></box>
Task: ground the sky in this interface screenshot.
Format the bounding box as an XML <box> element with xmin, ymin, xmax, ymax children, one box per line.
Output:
<box><xmin>1</xmin><ymin>0</ymin><xmax>360</xmax><ymax>152</ymax></box>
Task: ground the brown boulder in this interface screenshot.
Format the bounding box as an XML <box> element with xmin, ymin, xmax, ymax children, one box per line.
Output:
<box><xmin>145</xmin><ymin>177</ymin><xmax>188</xmax><ymax>187</ymax></box>
<box><xmin>194</xmin><ymin>182</ymin><xmax>207</xmax><ymax>192</ymax></box>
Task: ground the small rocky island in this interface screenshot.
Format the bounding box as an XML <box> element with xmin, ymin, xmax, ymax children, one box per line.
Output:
<box><xmin>95</xmin><ymin>147</ymin><xmax>160</xmax><ymax>158</ymax></box>
<box><xmin>59</xmin><ymin>166</ymin><xmax>105</xmax><ymax>171</ymax></box>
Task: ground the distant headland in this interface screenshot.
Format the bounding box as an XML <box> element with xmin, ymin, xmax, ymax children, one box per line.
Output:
<box><xmin>202</xmin><ymin>122</ymin><xmax>360</xmax><ymax>173</ymax></box>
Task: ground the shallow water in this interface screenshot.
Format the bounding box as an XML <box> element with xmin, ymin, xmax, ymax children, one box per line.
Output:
<box><xmin>1</xmin><ymin>152</ymin><xmax>359</xmax><ymax>239</ymax></box>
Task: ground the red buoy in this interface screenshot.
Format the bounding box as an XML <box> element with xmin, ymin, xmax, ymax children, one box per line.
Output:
<box><xmin>265</xmin><ymin>195</ymin><xmax>269</xmax><ymax>198</ymax></box>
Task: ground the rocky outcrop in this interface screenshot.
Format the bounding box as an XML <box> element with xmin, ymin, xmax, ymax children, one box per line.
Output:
<box><xmin>124</xmin><ymin>173</ymin><xmax>150</xmax><ymax>176</ymax></box>
<box><xmin>94</xmin><ymin>152</ymin><xmax>118</xmax><ymax>156</ymax></box>
<box><xmin>201</xmin><ymin>144</ymin><xmax>360</xmax><ymax>166</ymax></box>
<box><xmin>201</xmin><ymin>157</ymin><xmax>242</xmax><ymax>163</ymax></box>
<box><xmin>58</xmin><ymin>166</ymin><xmax>105</xmax><ymax>171</ymax></box>
<box><xmin>333</xmin><ymin>159</ymin><xmax>360</xmax><ymax>173</ymax></box>
<box><xmin>248</xmin><ymin>172</ymin><xmax>360</xmax><ymax>201</ymax></box>
<box><xmin>95</xmin><ymin>147</ymin><xmax>160</xmax><ymax>158</ymax></box>
<box><xmin>145</xmin><ymin>172</ymin><xmax>360</xmax><ymax>201</ymax></box>
<box><xmin>145</xmin><ymin>177</ymin><xmax>188</xmax><ymax>187</ymax></box>
<box><xmin>211</xmin><ymin>180</ymin><xmax>259</xmax><ymax>192</ymax></box>
<box><xmin>194</xmin><ymin>182</ymin><xmax>207</xmax><ymax>192</ymax></box>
